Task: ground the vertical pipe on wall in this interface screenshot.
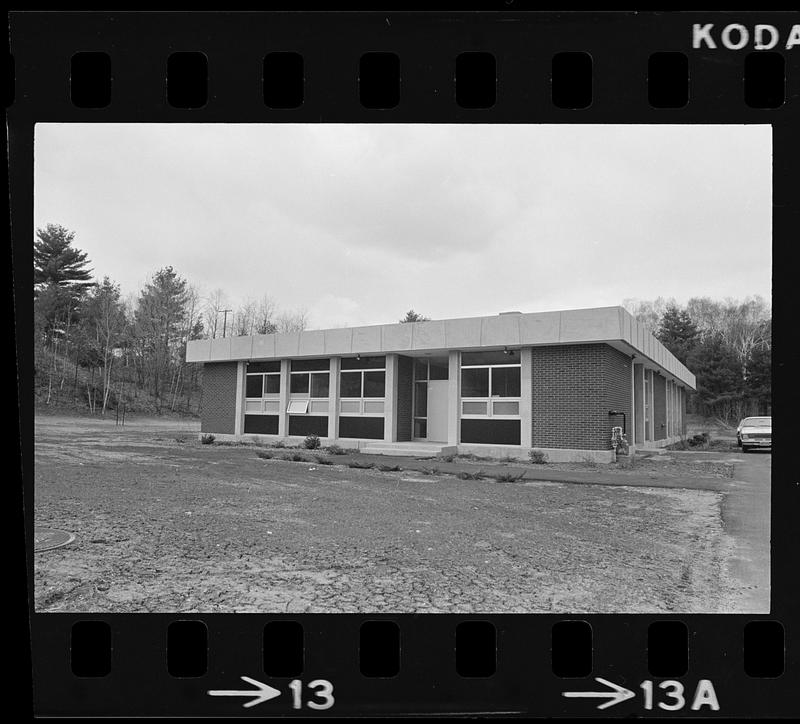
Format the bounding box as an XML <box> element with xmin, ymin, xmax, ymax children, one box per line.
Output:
<box><xmin>328</xmin><ymin>356</ymin><xmax>340</xmax><ymax>442</ymax></box>
<box><xmin>234</xmin><ymin>361</ymin><xmax>245</xmax><ymax>436</ymax></box>
<box><xmin>630</xmin><ymin>359</ymin><xmax>636</xmax><ymax>447</ymax></box>
<box><xmin>384</xmin><ymin>354</ymin><xmax>398</xmax><ymax>442</ymax></box>
<box><xmin>520</xmin><ymin>347</ymin><xmax>533</xmax><ymax>448</ymax></box>
<box><xmin>447</xmin><ymin>350</ymin><xmax>461</xmax><ymax>446</ymax></box>
<box><xmin>278</xmin><ymin>359</ymin><xmax>290</xmax><ymax>437</ymax></box>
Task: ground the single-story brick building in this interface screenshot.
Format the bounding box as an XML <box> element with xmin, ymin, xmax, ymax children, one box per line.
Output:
<box><xmin>186</xmin><ymin>306</ymin><xmax>696</xmax><ymax>462</ymax></box>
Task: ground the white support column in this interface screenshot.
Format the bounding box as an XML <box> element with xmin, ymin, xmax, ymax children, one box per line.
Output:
<box><xmin>447</xmin><ymin>350</ymin><xmax>461</xmax><ymax>446</ymax></box>
<box><xmin>234</xmin><ymin>361</ymin><xmax>246</xmax><ymax>436</ymax></box>
<box><xmin>328</xmin><ymin>357</ymin><xmax>340</xmax><ymax>442</ymax></box>
<box><xmin>384</xmin><ymin>354</ymin><xmax>398</xmax><ymax>442</ymax></box>
<box><xmin>278</xmin><ymin>359</ymin><xmax>290</xmax><ymax>437</ymax></box>
<box><xmin>520</xmin><ymin>347</ymin><xmax>532</xmax><ymax>448</ymax></box>
<box><xmin>666</xmin><ymin>379</ymin><xmax>671</xmax><ymax>438</ymax></box>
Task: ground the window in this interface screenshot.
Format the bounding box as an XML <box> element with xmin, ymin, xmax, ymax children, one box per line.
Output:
<box><xmin>339</xmin><ymin>357</ymin><xmax>386</xmax><ymax>416</ymax></box>
<box><xmin>462</xmin><ymin>368</ymin><xmax>489</xmax><ymax>397</ymax></box>
<box><xmin>287</xmin><ymin>400</ymin><xmax>309</xmax><ymax>414</ymax></box>
<box><xmin>290</xmin><ymin>359</ymin><xmax>330</xmax><ymax>400</ymax></box>
<box><xmin>364</xmin><ymin>371</ymin><xmax>385</xmax><ymax>397</ymax></box>
<box><xmin>491</xmin><ymin>367</ymin><xmax>520</xmax><ymax>397</ymax></box>
<box><xmin>340</xmin><ymin>372</ymin><xmax>362</xmax><ymax>398</ymax></box>
<box><xmin>461</xmin><ymin>360</ymin><xmax>521</xmax><ymax>419</ymax></box>
<box><xmin>245</xmin><ymin>367</ymin><xmax>281</xmax><ymax>416</ymax></box>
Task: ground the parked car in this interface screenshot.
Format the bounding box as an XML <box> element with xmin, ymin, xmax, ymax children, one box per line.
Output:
<box><xmin>736</xmin><ymin>416</ymin><xmax>771</xmax><ymax>452</ymax></box>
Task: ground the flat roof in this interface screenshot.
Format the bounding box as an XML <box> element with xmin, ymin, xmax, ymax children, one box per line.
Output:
<box><xmin>186</xmin><ymin>306</ymin><xmax>696</xmax><ymax>389</ymax></box>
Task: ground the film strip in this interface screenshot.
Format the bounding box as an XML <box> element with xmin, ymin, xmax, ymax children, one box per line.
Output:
<box><xmin>10</xmin><ymin>9</ymin><xmax>798</xmax><ymax>718</ymax></box>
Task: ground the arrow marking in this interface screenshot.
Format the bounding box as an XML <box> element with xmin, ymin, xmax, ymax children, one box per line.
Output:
<box><xmin>562</xmin><ymin>677</ymin><xmax>636</xmax><ymax>710</ymax></box>
<box><xmin>208</xmin><ymin>676</ymin><xmax>282</xmax><ymax>708</ymax></box>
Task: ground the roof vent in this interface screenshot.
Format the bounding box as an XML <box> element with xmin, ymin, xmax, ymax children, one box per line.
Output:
<box><xmin>499</xmin><ymin>310</ymin><xmax>522</xmax><ymax>315</ymax></box>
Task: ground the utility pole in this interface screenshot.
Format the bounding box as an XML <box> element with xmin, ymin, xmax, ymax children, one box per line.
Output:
<box><xmin>221</xmin><ymin>309</ymin><xmax>232</xmax><ymax>338</ymax></box>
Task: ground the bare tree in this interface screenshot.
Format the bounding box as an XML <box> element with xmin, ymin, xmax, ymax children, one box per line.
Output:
<box><xmin>203</xmin><ymin>288</ymin><xmax>229</xmax><ymax>339</ymax></box>
<box><xmin>253</xmin><ymin>295</ymin><xmax>277</xmax><ymax>335</ymax></box>
<box><xmin>275</xmin><ymin>308</ymin><xmax>309</xmax><ymax>333</ymax></box>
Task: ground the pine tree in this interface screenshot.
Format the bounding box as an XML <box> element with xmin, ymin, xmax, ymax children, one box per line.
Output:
<box><xmin>656</xmin><ymin>304</ymin><xmax>699</xmax><ymax>365</ymax></box>
<box><xmin>34</xmin><ymin>224</ymin><xmax>93</xmax><ymax>293</ymax></box>
<box><xmin>400</xmin><ymin>309</ymin><xmax>431</xmax><ymax>323</ymax></box>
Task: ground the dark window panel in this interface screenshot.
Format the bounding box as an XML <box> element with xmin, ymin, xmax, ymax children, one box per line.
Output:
<box><xmin>248</xmin><ymin>361</ymin><xmax>281</xmax><ymax>373</ymax></box>
<box><xmin>288</xmin><ymin>415</ymin><xmax>328</xmax><ymax>437</ymax></box>
<box><xmin>310</xmin><ymin>372</ymin><xmax>330</xmax><ymax>398</ymax></box>
<box><xmin>429</xmin><ymin>361</ymin><xmax>449</xmax><ymax>380</ymax></box>
<box><xmin>415</xmin><ymin>382</ymin><xmax>428</xmax><ymax>417</ymax></box>
<box><xmin>461</xmin><ymin>368</ymin><xmax>489</xmax><ymax>398</ymax></box>
<box><xmin>339</xmin><ymin>416</ymin><xmax>384</xmax><ymax>439</ymax></box>
<box><xmin>461</xmin><ymin>419</ymin><xmax>521</xmax><ymax>445</ymax></box>
<box><xmin>342</xmin><ymin>355</ymin><xmax>386</xmax><ymax>370</ymax></box>
<box><xmin>290</xmin><ymin>374</ymin><xmax>309</xmax><ymax>394</ymax></box>
<box><xmin>291</xmin><ymin>358</ymin><xmax>329</xmax><ymax>372</ymax></box>
<box><xmin>265</xmin><ymin>374</ymin><xmax>281</xmax><ymax>394</ymax></box>
<box><xmin>363</xmin><ymin>371</ymin><xmax>386</xmax><ymax>398</ymax></box>
<box><xmin>340</xmin><ymin>371</ymin><xmax>362</xmax><ymax>398</ymax></box>
<box><xmin>244</xmin><ymin>415</ymin><xmax>279</xmax><ymax>434</ymax></box>
<box><xmin>246</xmin><ymin>374</ymin><xmax>263</xmax><ymax>398</ymax></box>
<box><xmin>492</xmin><ymin>367</ymin><xmax>520</xmax><ymax>397</ymax></box>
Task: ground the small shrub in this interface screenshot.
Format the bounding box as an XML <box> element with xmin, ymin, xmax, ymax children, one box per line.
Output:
<box><xmin>273</xmin><ymin>440</ymin><xmax>286</xmax><ymax>449</ymax></box>
<box><xmin>494</xmin><ymin>471</ymin><xmax>525</xmax><ymax>483</ymax></box>
<box><xmin>529</xmin><ymin>449</ymin><xmax>548</xmax><ymax>464</ymax></box>
<box><xmin>174</xmin><ymin>437</ymin><xmax>187</xmax><ymax>444</ymax></box>
<box><xmin>314</xmin><ymin>455</ymin><xmax>333</xmax><ymax>465</ymax></box>
<box><xmin>419</xmin><ymin>466</ymin><xmax>440</xmax><ymax>476</ymax></box>
<box><xmin>378</xmin><ymin>464</ymin><xmax>402</xmax><ymax>472</ymax></box>
<box><xmin>325</xmin><ymin>444</ymin><xmax>347</xmax><ymax>455</ymax></box>
<box><xmin>348</xmin><ymin>460</ymin><xmax>375</xmax><ymax>469</ymax></box>
<box><xmin>200</xmin><ymin>434</ymin><xmax>215</xmax><ymax>445</ymax></box>
<box><xmin>437</xmin><ymin>453</ymin><xmax>456</xmax><ymax>463</ymax></box>
<box><xmin>303</xmin><ymin>433</ymin><xmax>321</xmax><ymax>450</ymax></box>
<box><xmin>289</xmin><ymin>452</ymin><xmax>308</xmax><ymax>462</ymax></box>
<box><xmin>457</xmin><ymin>470</ymin><xmax>485</xmax><ymax>480</ymax></box>
<box><xmin>256</xmin><ymin>450</ymin><xmax>274</xmax><ymax>460</ymax></box>
<box><xmin>579</xmin><ymin>454</ymin><xmax>598</xmax><ymax>468</ymax></box>
<box><xmin>689</xmin><ymin>432</ymin><xmax>710</xmax><ymax>449</ymax></box>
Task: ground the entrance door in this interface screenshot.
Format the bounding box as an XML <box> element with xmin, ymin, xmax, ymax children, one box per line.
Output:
<box><xmin>426</xmin><ymin>380</ymin><xmax>449</xmax><ymax>442</ymax></box>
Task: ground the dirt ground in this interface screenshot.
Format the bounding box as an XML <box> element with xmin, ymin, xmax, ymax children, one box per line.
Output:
<box><xmin>33</xmin><ymin>415</ymin><xmax>748</xmax><ymax>614</ymax></box>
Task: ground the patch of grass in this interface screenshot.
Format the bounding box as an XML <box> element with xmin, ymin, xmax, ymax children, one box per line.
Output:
<box><xmin>273</xmin><ymin>440</ymin><xmax>287</xmax><ymax>449</ymax></box>
<box><xmin>325</xmin><ymin>444</ymin><xmax>348</xmax><ymax>455</ymax></box>
<box><xmin>529</xmin><ymin>449</ymin><xmax>548</xmax><ymax>464</ymax></box>
<box><xmin>493</xmin><ymin>471</ymin><xmax>526</xmax><ymax>483</ymax></box>
<box><xmin>314</xmin><ymin>455</ymin><xmax>334</xmax><ymax>465</ymax></box>
<box><xmin>419</xmin><ymin>466</ymin><xmax>440</xmax><ymax>476</ymax></box>
<box><xmin>200</xmin><ymin>434</ymin><xmax>215</xmax><ymax>445</ymax></box>
<box><xmin>456</xmin><ymin>470</ymin><xmax>485</xmax><ymax>480</ymax></box>
<box><xmin>578</xmin><ymin>455</ymin><xmax>598</xmax><ymax>469</ymax></box>
<box><xmin>174</xmin><ymin>437</ymin><xmax>187</xmax><ymax>444</ymax></box>
<box><xmin>348</xmin><ymin>460</ymin><xmax>375</xmax><ymax>469</ymax></box>
<box><xmin>256</xmin><ymin>450</ymin><xmax>274</xmax><ymax>460</ymax></box>
<box><xmin>378</xmin><ymin>464</ymin><xmax>403</xmax><ymax>472</ymax></box>
<box><xmin>498</xmin><ymin>455</ymin><xmax>520</xmax><ymax>463</ymax></box>
<box><xmin>437</xmin><ymin>453</ymin><xmax>456</xmax><ymax>463</ymax></box>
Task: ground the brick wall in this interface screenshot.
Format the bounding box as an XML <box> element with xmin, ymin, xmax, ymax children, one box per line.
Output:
<box><xmin>531</xmin><ymin>344</ymin><xmax>632</xmax><ymax>450</ymax></box>
<box><xmin>653</xmin><ymin>373</ymin><xmax>667</xmax><ymax>440</ymax></box>
<box><xmin>604</xmin><ymin>345</ymin><xmax>633</xmax><ymax>444</ymax></box>
<box><xmin>396</xmin><ymin>355</ymin><xmax>413</xmax><ymax>441</ymax></box>
<box><xmin>200</xmin><ymin>362</ymin><xmax>238</xmax><ymax>434</ymax></box>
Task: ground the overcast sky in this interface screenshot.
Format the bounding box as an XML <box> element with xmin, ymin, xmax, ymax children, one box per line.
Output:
<box><xmin>34</xmin><ymin>123</ymin><xmax>771</xmax><ymax>330</ymax></box>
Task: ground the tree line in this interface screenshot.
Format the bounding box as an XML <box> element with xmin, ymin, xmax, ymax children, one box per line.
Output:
<box><xmin>623</xmin><ymin>296</ymin><xmax>771</xmax><ymax>425</ymax></box>
<box><xmin>34</xmin><ymin>224</ymin><xmax>309</xmax><ymax>416</ymax></box>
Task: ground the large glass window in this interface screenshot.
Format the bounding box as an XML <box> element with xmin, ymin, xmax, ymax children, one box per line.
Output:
<box><xmin>363</xmin><ymin>371</ymin><xmax>385</xmax><ymax>397</ymax></box>
<box><xmin>245</xmin><ymin>368</ymin><xmax>281</xmax><ymax>415</ymax></box>
<box><xmin>290</xmin><ymin>359</ymin><xmax>330</xmax><ymax>400</ymax></box>
<box><xmin>491</xmin><ymin>366</ymin><xmax>520</xmax><ymax>397</ymax></box>
<box><xmin>246</xmin><ymin>372</ymin><xmax>281</xmax><ymax>399</ymax></box>
<box><xmin>246</xmin><ymin>375</ymin><xmax>263</xmax><ymax>398</ymax></box>
<box><xmin>461</xmin><ymin>368</ymin><xmax>489</xmax><ymax>397</ymax></box>
<box><xmin>340</xmin><ymin>372</ymin><xmax>362</xmax><ymax>398</ymax></box>
<box><xmin>339</xmin><ymin>358</ymin><xmax>386</xmax><ymax>415</ymax></box>
<box><xmin>461</xmin><ymin>360</ymin><xmax>521</xmax><ymax>419</ymax></box>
